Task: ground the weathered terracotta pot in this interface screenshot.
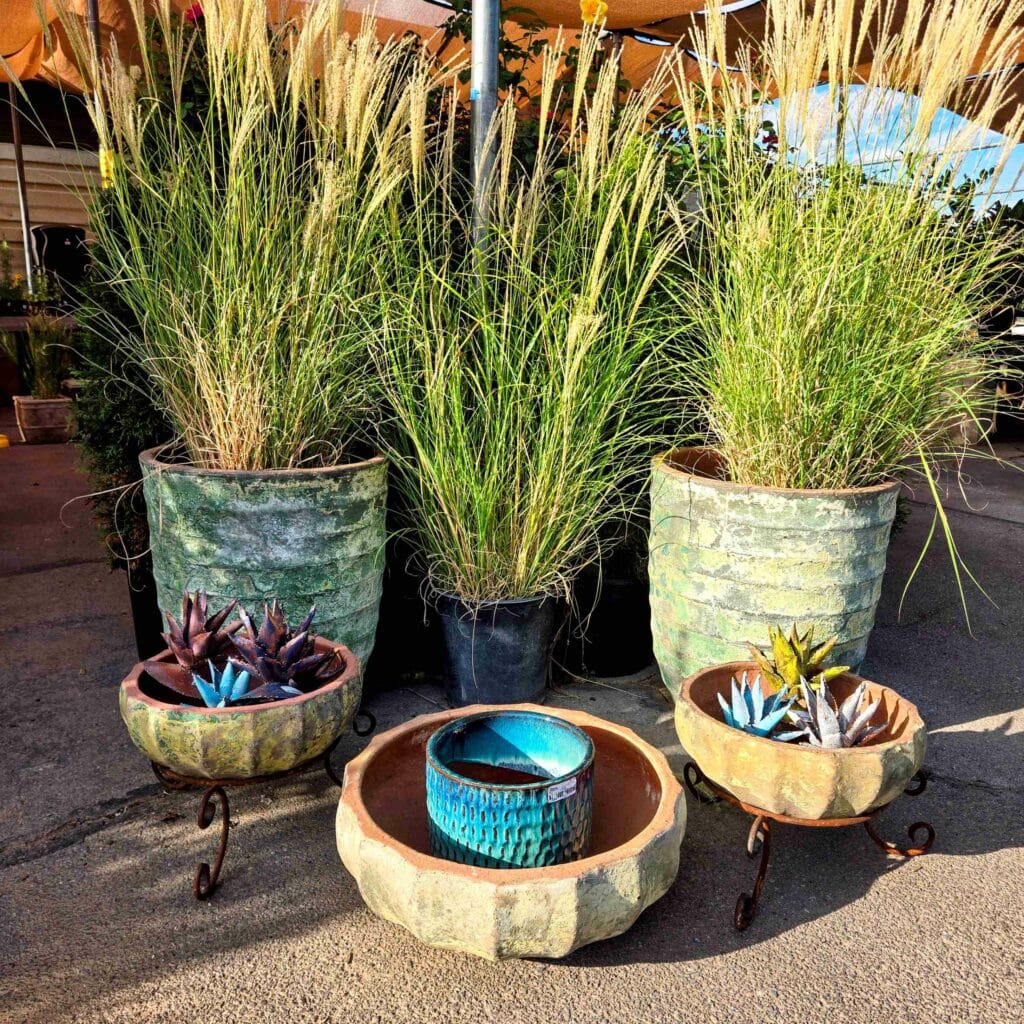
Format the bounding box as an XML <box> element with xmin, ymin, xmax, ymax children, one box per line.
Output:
<box><xmin>119</xmin><ymin>639</ymin><xmax>361</xmax><ymax>779</ymax></box>
<box><xmin>140</xmin><ymin>448</ymin><xmax>387</xmax><ymax>669</ymax></box>
<box><xmin>649</xmin><ymin>448</ymin><xmax>900</xmax><ymax>693</ymax></box>
<box><xmin>675</xmin><ymin>661</ymin><xmax>926</xmax><ymax>820</ymax></box>
<box><xmin>13</xmin><ymin>394</ymin><xmax>75</xmax><ymax>443</ymax></box>
<box><xmin>336</xmin><ymin>704</ymin><xmax>686</xmax><ymax>960</ymax></box>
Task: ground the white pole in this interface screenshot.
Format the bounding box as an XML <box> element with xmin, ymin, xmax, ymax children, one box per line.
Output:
<box><xmin>8</xmin><ymin>83</ymin><xmax>35</xmax><ymax>295</ymax></box>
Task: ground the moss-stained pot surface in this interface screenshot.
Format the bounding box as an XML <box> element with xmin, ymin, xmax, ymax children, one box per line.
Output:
<box><xmin>649</xmin><ymin>447</ymin><xmax>900</xmax><ymax>692</ymax></box>
<box><xmin>336</xmin><ymin>704</ymin><xmax>686</xmax><ymax>961</ymax></box>
<box><xmin>120</xmin><ymin>638</ymin><xmax>361</xmax><ymax>779</ymax></box>
<box><xmin>675</xmin><ymin>661</ymin><xmax>926</xmax><ymax>820</ymax></box>
<box><xmin>139</xmin><ymin>448</ymin><xmax>387</xmax><ymax>668</ymax></box>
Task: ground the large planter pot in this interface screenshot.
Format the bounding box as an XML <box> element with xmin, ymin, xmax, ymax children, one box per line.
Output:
<box><xmin>649</xmin><ymin>448</ymin><xmax>900</xmax><ymax>692</ymax></box>
<box><xmin>675</xmin><ymin>661</ymin><xmax>926</xmax><ymax>819</ymax></box>
<box><xmin>436</xmin><ymin>593</ymin><xmax>560</xmax><ymax>707</ymax></box>
<box><xmin>119</xmin><ymin>639</ymin><xmax>361</xmax><ymax>778</ymax></box>
<box><xmin>13</xmin><ymin>394</ymin><xmax>75</xmax><ymax>443</ymax></box>
<box><xmin>140</xmin><ymin>448</ymin><xmax>387</xmax><ymax>669</ymax></box>
<box><xmin>426</xmin><ymin>710</ymin><xmax>595</xmax><ymax>868</ymax></box>
<box><xmin>336</xmin><ymin>704</ymin><xmax>686</xmax><ymax>960</ymax></box>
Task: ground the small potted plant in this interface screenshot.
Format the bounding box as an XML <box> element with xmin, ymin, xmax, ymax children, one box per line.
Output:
<box><xmin>120</xmin><ymin>591</ymin><xmax>361</xmax><ymax>778</ymax></box>
<box><xmin>3</xmin><ymin>314</ymin><xmax>75</xmax><ymax>443</ymax></box>
<box><xmin>674</xmin><ymin>625</ymin><xmax>926</xmax><ymax>820</ymax></box>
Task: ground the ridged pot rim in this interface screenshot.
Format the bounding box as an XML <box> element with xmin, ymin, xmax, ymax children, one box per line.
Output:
<box><xmin>653</xmin><ymin>447</ymin><xmax>902</xmax><ymax>500</ymax></box>
<box><xmin>139</xmin><ymin>445</ymin><xmax>385</xmax><ymax>481</ymax></box>
<box><xmin>13</xmin><ymin>394</ymin><xmax>72</xmax><ymax>405</ymax></box>
<box><xmin>426</xmin><ymin>709</ymin><xmax>595</xmax><ymax>792</ymax></box>
<box><xmin>679</xmin><ymin>661</ymin><xmax>925</xmax><ymax>758</ymax></box>
<box><xmin>121</xmin><ymin>637</ymin><xmax>360</xmax><ymax>715</ymax></box>
<box><xmin>340</xmin><ymin>703</ymin><xmax>682</xmax><ymax>882</ymax></box>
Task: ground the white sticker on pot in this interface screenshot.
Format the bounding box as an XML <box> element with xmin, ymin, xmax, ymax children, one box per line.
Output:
<box><xmin>546</xmin><ymin>778</ymin><xmax>577</xmax><ymax>802</ymax></box>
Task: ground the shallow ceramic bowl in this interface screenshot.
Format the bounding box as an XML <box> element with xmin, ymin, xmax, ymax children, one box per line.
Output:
<box><xmin>675</xmin><ymin>662</ymin><xmax>926</xmax><ymax>819</ymax></box>
<box><xmin>119</xmin><ymin>639</ymin><xmax>361</xmax><ymax>779</ymax></box>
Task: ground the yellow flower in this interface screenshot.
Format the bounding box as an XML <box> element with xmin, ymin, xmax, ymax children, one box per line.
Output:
<box><xmin>580</xmin><ymin>0</ymin><xmax>608</xmax><ymax>25</ymax></box>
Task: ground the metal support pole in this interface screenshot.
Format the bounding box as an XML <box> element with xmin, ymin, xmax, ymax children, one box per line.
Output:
<box><xmin>470</xmin><ymin>0</ymin><xmax>500</xmax><ymax>249</ymax></box>
<box><xmin>87</xmin><ymin>0</ymin><xmax>103</xmax><ymax>69</ymax></box>
<box><xmin>7</xmin><ymin>83</ymin><xmax>34</xmax><ymax>294</ymax></box>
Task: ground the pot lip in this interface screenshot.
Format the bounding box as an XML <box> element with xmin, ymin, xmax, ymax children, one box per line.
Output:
<box><xmin>139</xmin><ymin>445</ymin><xmax>386</xmax><ymax>480</ymax></box>
<box><xmin>433</xmin><ymin>591</ymin><xmax>553</xmax><ymax>612</ymax></box>
<box><xmin>340</xmin><ymin>703</ymin><xmax>683</xmax><ymax>882</ymax></box>
<box><xmin>121</xmin><ymin>637</ymin><xmax>360</xmax><ymax>714</ymax></box>
<box><xmin>653</xmin><ymin>447</ymin><xmax>902</xmax><ymax>500</ymax></box>
<box><xmin>425</xmin><ymin>709</ymin><xmax>595</xmax><ymax>792</ymax></box>
<box><xmin>12</xmin><ymin>394</ymin><xmax>72</xmax><ymax>404</ymax></box>
<box><xmin>678</xmin><ymin>661</ymin><xmax>925</xmax><ymax>755</ymax></box>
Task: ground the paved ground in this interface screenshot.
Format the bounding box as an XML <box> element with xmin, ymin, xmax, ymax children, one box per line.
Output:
<box><xmin>0</xmin><ymin>410</ymin><xmax>1021</xmax><ymax>1024</ymax></box>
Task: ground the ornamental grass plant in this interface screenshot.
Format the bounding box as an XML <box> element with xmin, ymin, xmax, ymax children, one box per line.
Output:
<box><xmin>60</xmin><ymin>0</ymin><xmax>448</xmax><ymax>470</ymax></box>
<box><xmin>374</xmin><ymin>30</ymin><xmax>687</xmax><ymax>604</ymax></box>
<box><xmin>667</xmin><ymin>0</ymin><xmax>1024</xmax><ymax>603</ymax></box>
<box><xmin>670</xmin><ymin>0</ymin><xmax>1024</xmax><ymax>494</ymax></box>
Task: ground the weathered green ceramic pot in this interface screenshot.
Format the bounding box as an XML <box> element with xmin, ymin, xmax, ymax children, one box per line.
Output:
<box><xmin>649</xmin><ymin>448</ymin><xmax>900</xmax><ymax>693</ymax></box>
<box><xmin>675</xmin><ymin>661</ymin><xmax>926</xmax><ymax>819</ymax></box>
<box><xmin>119</xmin><ymin>640</ymin><xmax>361</xmax><ymax>779</ymax></box>
<box><xmin>140</xmin><ymin>448</ymin><xmax>386</xmax><ymax>668</ymax></box>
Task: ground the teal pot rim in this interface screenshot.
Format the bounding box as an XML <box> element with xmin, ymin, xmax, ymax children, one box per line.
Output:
<box><xmin>139</xmin><ymin>445</ymin><xmax>386</xmax><ymax>482</ymax></box>
<box><xmin>426</xmin><ymin>709</ymin><xmax>595</xmax><ymax>792</ymax></box>
<box><xmin>680</xmin><ymin>660</ymin><xmax>925</xmax><ymax>760</ymax></box>
<box><xmin>653</xmin><ymin>447</ymin><xmax>902</xmax><ymax>501</ymax></box>
<box><xmin>124</xmin><ymin>637</ymin><xmax>361</xmax><ymax>716</ymax></box>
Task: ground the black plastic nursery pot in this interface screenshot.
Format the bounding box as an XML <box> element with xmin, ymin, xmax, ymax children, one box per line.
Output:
<box><xmin>436</xmin><ymin>593</ymin><xmax>560</xmax><ymax>708</ymax></box>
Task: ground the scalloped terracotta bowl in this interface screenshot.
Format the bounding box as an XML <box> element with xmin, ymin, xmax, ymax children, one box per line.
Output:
<box><xmin>675</xmin><ymin>662</ymin><xmax>926</xmax><ymax>820</ymax></box>
<box><xmin>119</xmin><ymin>639</ymin><xmax>361</xmax><ymax>779</ymax></box>
<box><xmin>336</xmin><ymin>704</ymin><xmax>686</xmax><ymax>960</ymax></box>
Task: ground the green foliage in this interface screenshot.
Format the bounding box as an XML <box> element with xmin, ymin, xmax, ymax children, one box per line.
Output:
<box><xmin>73</xmin><ymin>268</ymin><xmax>173</xmax><ymax>569</ymax></box>
<box><xmin>374</xmin><ymin>33</ymin><xmax>685</xmax><ymax>603</ymax></box>
<box><xmin>1</xmin><ymin>315</ymin><xmax>72</xmax><ymax>399</ymax></box>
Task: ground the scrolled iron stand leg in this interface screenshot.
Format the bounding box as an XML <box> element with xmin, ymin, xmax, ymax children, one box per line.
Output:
<box><xmin>864</xmin><ymin>771</ymin><xmax>936</xmax><ymax>858</ymax></box>
<box><xmin>736</xmin><ymin>816</ymin><xmax>772</xmax><ymax>931</ymax></box>
<box><xmin>193</xmin><ymin>786</ymin><xmax>229</xmax><ymax>900</ymax></box>
<box><xmin>323</xmin><ymin>709</ymin><xmax>377</xmax><ymax>788</ymax></box>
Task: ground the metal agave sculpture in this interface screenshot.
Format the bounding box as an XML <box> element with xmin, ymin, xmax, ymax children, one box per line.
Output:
<box><xmin>778</xmin><ymin>679</ymin><xmax>886</xmax><ymax>748</ymax></box>
<box><xmin>747</xmin><ymin>624</ymin><xmax>850</xmax><ymax>699</ymax></box>
<box><xmin>717</xmin><ymin>672</ymin><xmax>795</xmax><ymax>738</ymax></box>
<box><xmin>231</xmin><ymin>600</ymin><xmax>345</xmax><ymax>697</ymax></box>
<box><xmin>145</xmin><ymin>590</ymin><xmax>240</xmax><ymax>698</ymax></box>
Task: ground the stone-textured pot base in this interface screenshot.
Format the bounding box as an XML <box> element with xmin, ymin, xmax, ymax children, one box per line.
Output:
<box><xmin>336</xmin><ymin>704</ymin><xmax>686</xmax><ymax>960</ymax></box>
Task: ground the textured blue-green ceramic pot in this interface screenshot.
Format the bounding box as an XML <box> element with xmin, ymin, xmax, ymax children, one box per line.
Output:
<box><xmin>425</xmin><ymin>710</ymin><xmax>595</xmax><ymax>868</ymax></box>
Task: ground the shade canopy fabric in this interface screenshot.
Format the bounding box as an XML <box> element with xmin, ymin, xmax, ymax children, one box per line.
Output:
<box><xmin>2</xmin><ymin>1</ymin><xmax>1023</xmax><ymax>137</ymax></box>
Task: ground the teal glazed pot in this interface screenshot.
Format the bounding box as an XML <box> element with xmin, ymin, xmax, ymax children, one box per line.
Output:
<box><xmin>140</xmin><ymin>448</ymin><xmax>387</xmax><ymax>669</ymax></box>
<box><xmin>426</xmin><ymin>710</ymin><xmax>595</xmax><ymax>868</ymax></box>
<box><xmin>649</xmin><ymin>448</ymin><xmax>900</xmax><ymax>697</ymax></box>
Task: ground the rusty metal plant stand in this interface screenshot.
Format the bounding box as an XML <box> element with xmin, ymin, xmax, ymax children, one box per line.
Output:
<box><xmin>683</xmin><ymin>761</ymin><xmax>935</xmax><ymax>932</ymax></box>
<box><xmin>151</xmin><ymin>710</ymin><xmax>376</xmax><ymax>900</ymax></box>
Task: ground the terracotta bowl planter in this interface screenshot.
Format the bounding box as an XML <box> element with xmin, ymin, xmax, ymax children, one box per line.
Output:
<box><xmin>13</xmin><ymin>394</ymin><xmax>75</xmax><ymax>443</ymax></box>
<box><xmin>119</xmin><ymin>639</ymin><xmax>361</xmax><ymax>779</ymax></box>
<box><xmin>336</xmin><ymin>704</ymin><xmax>686</xmax><ymax>960</ymax></box>
<box><xmin>675</xmin><ymin>662</ymin><xmax>926</xmax><ymax>820</ymax></box>
<box><xmin>649</xmin><ymin>448</ymin><xmax>900</xmax><ymax>694</ymax></box>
